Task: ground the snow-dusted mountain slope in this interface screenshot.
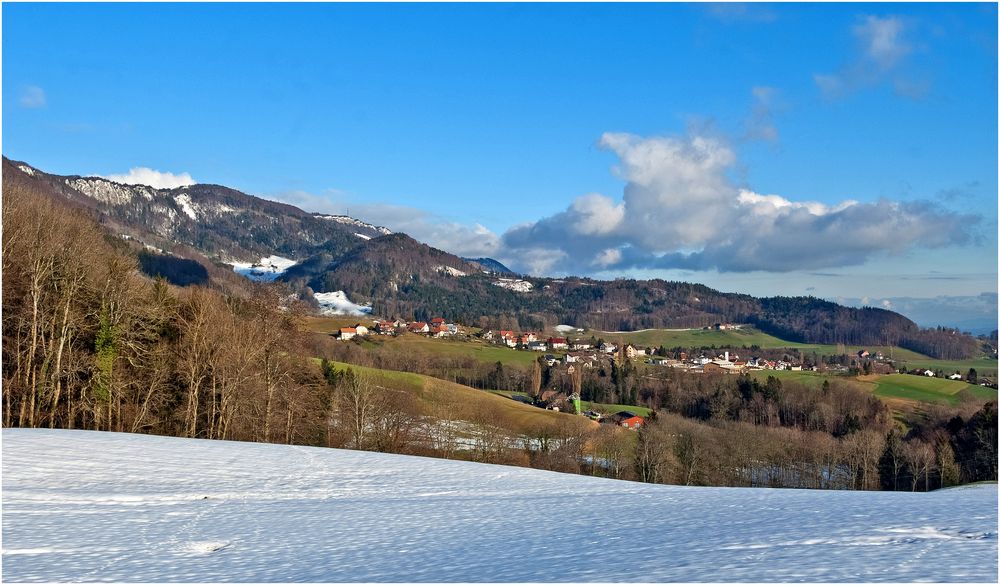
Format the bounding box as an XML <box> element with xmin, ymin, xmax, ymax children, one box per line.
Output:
<box><xmin>2</xmin><ymin>429</ymin><xmax>996</xmax><ymax>582</ymax></box>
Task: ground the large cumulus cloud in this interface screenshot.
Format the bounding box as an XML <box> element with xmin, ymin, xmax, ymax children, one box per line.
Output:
<box><xmin>499</xmin><ymin>131</ymin><xmax>977</xmax><ymax>275</ymax></box>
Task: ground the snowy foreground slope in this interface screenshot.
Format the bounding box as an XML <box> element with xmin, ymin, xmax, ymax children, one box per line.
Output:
<box><xmin>2</xmin><ymin>429</ymin><xmax>997</xmax><ymax>583</ymax></box>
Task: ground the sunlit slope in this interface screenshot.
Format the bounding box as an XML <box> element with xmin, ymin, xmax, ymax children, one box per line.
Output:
<box><xmin>3</xmin><ymin>429</ymin><xmax>997</xmax><ymax>582</ymax></box>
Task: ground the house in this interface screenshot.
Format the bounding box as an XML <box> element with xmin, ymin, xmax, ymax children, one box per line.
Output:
<box><xmin>571</xmin><ymin>340</ymin><xmax>592</xmax><ymax>350</ymax></box>
<box><xmin>352</xmin><ymin>324</ymin><xmax>369</xmax><ymax>336</ymax></box>
<box><xmin>481</xmin><ymin>330</ymin><xmax>495</xmax><ymax>340</ymax></box>
<box><xmin>563</xmin><ymin>353</ymin><xmax>580</xmax><ymax>364</ymax></box>
<box><xmin>523</xmin><ymin>332</ymin><xmax>538</xmax><ymax>343</ymax></box>
<box><xmin>338</xmin><ymin>327</ymin><xmax>357</xmax><ymax>341</ymax></box>
<box><xmin>528</xmin><ymin>341</ymin><xmax>548</xmax><ymax>351</ymax></box>
<box><xmin>543</xmin><ymin>354</ymin><xmax>559</xmax><ymax>366</ymax></box>
<box><xmin>430</xmin><ymin>317</ymin><xmax>446</xmax><ymax>326</ymax></box>
<box><xmin>923</xmin><ymin>369</ymin><xmax>936</xmax><ymax>377</ymax></box>
<box><xmin>548</xmin><ymin>337</ymin><xmax>568</xmax><ymax>350</ymax></box>
<box><xmin>408</xmin><ymin>322</ymin><xmax>430</xmax><ymax>334</ymax></box>
<box><xmin>447</xmin><ymin>323</ymin><xmax>459</xmax><ymax>334</ymax></box>
<box><xmin>948</xmin><ymin>373</ymin><xmax>963</xmax><ymax>380</ymax></box>
<box><xmin>858</xmin><ymin>350</ymin><xmax>870</xmax><ymax>359</ymax></box>
<box><xmin>600</xmin><ymin>342</ymin><xmax>617</xmax><ymax>354</ymax></box>
<box><xmin>623</xmin><ymin>344</ymin><xmax>638</xmax><ymax>359</ymax></box>
<box><xmin>431</xmin><ymin>324</ymin><xmax>450</xmax><ymax>338</ymax></box>
<box><xmin>610</xmin><ymin>411</ymin><xmax>644</xmax><ymax>429</ymax></box>
<box><xmin>498</xmin><ymin>330</ymin><xmax>517</xmax><ymax>347</ymax></box>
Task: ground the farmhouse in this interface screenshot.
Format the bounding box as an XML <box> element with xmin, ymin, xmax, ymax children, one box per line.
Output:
<box><xmin>408</xmin><ymin>322</ymin><xmax>430</xmax><ymax>334</ymax></box>
<box><xmin>548</xmin><ymin>337</ymin><xmax>568</xmax><ymax>350</ymax></box>
<box><xmin>609</xmin><ymin>411</ymin><xmax>644</xmax><ymax>429</ymax></box>
<box><xmin>338</xmin><ymin>327</ymin><xmax>357</xmax><ymax>341</ymax></box>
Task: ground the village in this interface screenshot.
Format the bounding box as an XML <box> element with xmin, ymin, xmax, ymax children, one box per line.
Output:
<box><xmin>337</xmin><ymin>318</ymin><xmax>821</xmax><ymax>374</ymax></box>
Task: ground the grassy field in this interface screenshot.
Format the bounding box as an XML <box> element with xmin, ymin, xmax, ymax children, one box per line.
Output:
<box><xmin>376</xmin><ymin>335</ymin><xmax>542</xmax><ymax>368</ymax></box>
<box><xmin>747</xmin><ymin>369</ymin><xmax>997</xmax><ymax>408</ymax></box>
<box><xmin>583</xmin><ymin>327</ymin><xmax>812</xmax><ymax>350</ymax></box>
<box><xmin>890</xmin><ymin>356</ymin><xmax>998</xmax><ymax>378</ymax></box>
<box><xmin>870</xmin><ymin>373</ymin><xmax>993</xmax><ymax>406</ymax></box>
<box><xmin>325</xmin><ymin>361</ymin><xmax>594</xmax><ymax>435</ymax></box>
<box><xmin>580</xmin><ymin>327</ymin><xmax>966</xmax><ymax>362</ymax></box>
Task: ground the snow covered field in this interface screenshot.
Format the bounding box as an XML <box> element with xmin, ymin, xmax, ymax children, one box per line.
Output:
<box><xmin>312</xmin><ymin>290</ymin><xmax>372</xmax><ymax>316</ymax></box>
<box><xmin>228</xmin><ymin>255</ymin><xmax>297</xmax><ymax>282</ymax></box>
<box><xmin>3</xmin><ymin>429</ymin><xmax>996</xmax><ymax>582</ymax></box>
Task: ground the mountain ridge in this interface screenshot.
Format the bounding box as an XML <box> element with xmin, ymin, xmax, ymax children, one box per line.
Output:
<box><xmin>3</xmin><ymin>156</ymin><xmax>985</xmax><ymax>358</ymax></box>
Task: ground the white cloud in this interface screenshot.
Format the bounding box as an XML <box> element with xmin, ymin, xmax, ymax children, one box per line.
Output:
<box><xmin>102</xmin><ymin>167</ymin><xmax>196</xmax><ymax>189</ymax></box>
<box><xmin>271</xmin><ymin>190</ymin><xmax>502</xmax><ymax>259</ymax></box>
<box><xmin>19</xmin><ymin>85</ymin><xmax>46</xmax><ymax>108</ymax></box>
<box><xmin>815</xmin><ymin>14</ymin><xmax>923</xmax><ymax>100</ymax></box>
<box><xmin>745</xmin><ymin>86</ymin><xmax>780</xmax><ymax>141</ymax></box>
<box><xmin>499</xmin><ymin>131</ymin><xmax>977</xmax><ymax>275</ymax></box>
<box><xmin>854</xmin><ymin>15</ymin><xmax>910</xmax><ymax>69</ymax></box>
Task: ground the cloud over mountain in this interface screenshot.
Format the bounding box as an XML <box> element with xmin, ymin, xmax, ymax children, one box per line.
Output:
<box><xmin>499</xmin><ymin>131</ymin><xmax>977</xmax><ymax>275</ymax></box>
<box><xmin>101</xmin><ymin>167</ymin><xmax>197</xmax><ymax>189</ymax></box>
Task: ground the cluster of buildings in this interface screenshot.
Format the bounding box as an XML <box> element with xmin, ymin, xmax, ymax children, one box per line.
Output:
<box><xmin>648</xmin><ymin>351</ymin><xmax>805</xmax><ymax>374</ymax></box>
<box><xmin>337</xmin><ymin>317</ymin><xmax>461</xmax><ymax>340</ymax></box>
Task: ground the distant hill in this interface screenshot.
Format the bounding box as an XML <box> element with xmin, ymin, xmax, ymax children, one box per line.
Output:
<box><xmin>2</xmin><ymin>157</ymin><xmax>390</xmax><ymax>265</ymax></box>
<box><xmin>462</xmin><ymin>257</ymin><xmax>516</xmax><ymax>275</ymax></box>
<box><xmin>4</xmin><ymin>157</ymin><xmax>984</xmax><ymax>359</ymax></box>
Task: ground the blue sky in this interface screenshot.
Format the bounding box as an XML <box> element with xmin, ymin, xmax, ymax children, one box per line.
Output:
<box><xmin>3</xmin><ymin>2</ymin><xmax>997</xmax><ymax>307</ymax></box>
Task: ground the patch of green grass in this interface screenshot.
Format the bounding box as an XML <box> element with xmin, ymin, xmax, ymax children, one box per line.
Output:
<box><xmin>892</xmin><ymin>356</ymin><xmax>998</xmax><ymax>378</ymax></box>
<box><xmin>378</xmin><ymin>335</ymin><xmax>542</xmax><ymax>369</ymax></box>
<box><xmin>584</xmin><ymin>327</ymin><xmax>811</xmax><ymax>350</ymax></box>
<box><xmin>871</xmin><ymin>373</ymin><xmax>983</xmax><ymax>406</ymax></box>
<box><xmin>579</xmin><ymin>327</ymin><xmax>945</xmax><ymax>363</ymax></box>
<box><xmin>324</xmin><ymin>361</ymin><xmax>595</xmax><ymax>434</ymax></box>
<box><xmin>580</xmin><ymin>402</ymin><xmax>653</xmax><ymax>417</ymax></box>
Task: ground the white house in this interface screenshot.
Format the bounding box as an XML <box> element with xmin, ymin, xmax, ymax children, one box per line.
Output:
<box><xmin>923</xmin><ymin>369</ymin><xmax>936</xmax><ymax>377</ymax></box>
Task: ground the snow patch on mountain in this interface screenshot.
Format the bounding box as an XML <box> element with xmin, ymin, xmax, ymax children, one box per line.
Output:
<box><xmin>436</xmin><ymin>265</ymin><xmax>467</xmax><ymax>277</ymax></box>
<box><xmin>313</xmin><ymin>291</ymin><xmax>372</xmax><ymax>316</ymax></box>
<box><xmin>316</xmin><ymin>214</ymin><xmax>392</xmax><ymax>235</ymax></box>
<box><xmin>173</xmin><ymin>194</ymin><xmax>198</xmax><ymax>220</ymax></box>
<box><xmin>229</xmin><ymin>255</ymin><xmax>297</xmax><ymax>282</ymax></box>
<box><xmin>555</xmin><ymin>324</ymin><xmax>583</xmax><ymax>333</ymax></box>
<box><xmin>67</xmin><ymin>178</ymin><xmax>155</xmax><ymax>205</ymax></box>
<box><xmin>355</xmin><ymin>233</ymin><xmax>371</xmax><ymax>240</ymax></box>
<box><xmin>2</xmin><ymin>429</ymin><xmax>997</xmax><ymax>583</ymax></box>
<box><xmin>493</xmin><ymin>277</ymin><xmax>533</xmax><ymax>292</ymax></box>
<box><xmin>16</xmin><ymin>164</ymin><xmax>35</xmax><ymax>176</ymax></box>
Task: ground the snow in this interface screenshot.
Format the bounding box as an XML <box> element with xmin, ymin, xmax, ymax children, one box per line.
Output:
<box><xmin>355</xmin><ymin>232</ymin><xmax>371</xmax><ymax>240</ymax></box>
<box><xmin>229</xmin><ymin>255</ymin><xmax>297</xmax><ymax>282</ymax></box>
<box><xmin>2</xmin><ymin>429</ymin><xmax>996</xmax><ymax>582</ymax></box>
<box><xmin>555</xmin><ymin>324</ymin><xmax>583</xmax><ymax>333</ymax></box>
<box><xmin>16</xmin><ymin>164</ymin><xmax>35</xmax><ymax>176</ymax></box>
<box><xmin>173</xmin><ymin>193</ymin><xmax>198</xmax><ymax>220</ymax></box>
<box><xmin>313</xmin><ymin>290</ymin><xmax>372</xmax><ymax>316</ymax></box>
<box><xmin>436</xmin><ymin>265</ymin><xmax>467</xmax><ymax>277</ymax></box>
<box><xmin>493</xmin><ymin>277</ymin><xmax>533</xmax><ymax>292</ymax></box>
<box><xmin>67</xmin><ymin>178</ymin><xmax>156</xmax><ymax>205</ymax></box>
<box><xmin>316</xmin><ymin>214</ymin><xmax>392</xmax><ymax>235</ymax></box>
